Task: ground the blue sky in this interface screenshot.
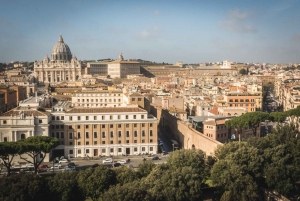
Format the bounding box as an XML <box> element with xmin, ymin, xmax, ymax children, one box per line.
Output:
<box><xmin>1</xmin><ymin>0</ymin><xmax>300</xmax><ymax>64</ymax></box>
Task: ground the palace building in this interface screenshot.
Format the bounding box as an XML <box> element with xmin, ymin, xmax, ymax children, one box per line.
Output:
<box><xmin>34</xmin><ymin>35</ymin><xmax>82</xmax><ymax>85</ymax></box>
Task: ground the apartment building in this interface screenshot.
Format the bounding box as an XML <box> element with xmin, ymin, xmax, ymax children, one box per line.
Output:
<box><xmin>71</xmin><ymin>90</ymin><xmax>125</xmax><ymax>107</ymax></box>
<box><xmin>50</xmin><ymin>105</ymin><xmax>158</xmax><ymax>157</ymax></box>
<box><xmin>223</xmin><ymin>92</ymin><xmax>262</xmax><ymax>112</ymax></box>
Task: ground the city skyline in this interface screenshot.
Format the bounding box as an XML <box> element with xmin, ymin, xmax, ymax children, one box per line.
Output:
<box><xmin>1</xmin><ymin>0</ymin><xmax>300</xmax><ymax>64</ymax></box>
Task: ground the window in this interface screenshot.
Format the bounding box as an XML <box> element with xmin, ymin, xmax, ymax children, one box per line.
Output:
<box><xmin>78</xmin><ymin>99</ymin><xmax>80</xmax><ymax>102</ymax></box>
<box><xmin>94</xmin><ymin>132</ymin><xmax>97</xmax><ymax>138</ymax></box>
<box><xmin>78</xmin><ymin>142</ymin><xmax>81</xmax><ymax>145</ymax></box>
<box><xmin>134</xmin><ymin>131</ymin><xmax>138</xmax><ymax>137</ymax></box>
<box><xmin>69</xmin><ymin>133</ymin><xmax>73</xmax><ymax>139</ymax></box>
<box><xmin>51</xmin><ymin>132</ymin><xmax>55</xmax><ymax>137</ymax></box>
<box><xmin>110</xmin><ymin>141</ymin><xmax>113</xmax><ymax>144</ymax></box>
<box><xmin>94</xmin><ymin>141</ymin><xmax>97</xmax><ymax>145</ymax></box>
<box><xmin>86</xmin><ymin>149</ymin><xmax>90</xmax><ymax>154</ymax></box>
<box><xmin>78</xmin><ymin>149</ymin><xmax>81</xmax><ymax>154</ymax></box>
<box><xmin>126</xmin><ymin>124</ymin><xmax>129</xmax><ymax>128</ymax></box>
<box><xmin>150</xmin><ymin>139</ymin><xmax>153</xmax><ymax>143</ymax></box>
<box><xmin>142</xmin><ymin>147</ymin><xmax>145</xmax><ymax>151</ymax></box>
<box><xmin>110</xmin><ymin>124</ymin><xmax>113</xmax><ymax>128</ymax></box>
<box><xmin>86</xmin><ymin>132</ymin><xmax>89</xmax><ymax>138</ymax></box>
<box><xmin>102</xmin><ymin>132</ymin><xmax>106</xmax><ymax>138</ymax></box>
<box><xmin>60</xmin><ymin>125</ymin><xmax>64</xmax><ymax>129</ymax></box>
<box><xmin>150</xmin><ymin>123</ymin><xmax>153</xmax><ymax>127</ymax></box>
<box><xmin>94</xmin><ymin>125</ymin><xmax>97</xmax><ymax>129</ymax></box>
<box><xmin>150</xmin><ymin>130</ymin><xmax>153</xmax><ymax>136</ymax></box>
<box><xmin>69</xmin><ymin>142</ymin><xmax>73</xmax><ymax>145</ymax></box>
<box><xmin>60</xmin><ymin>132</ymin><xmax>64</xmax><ymax>138</ymax></box>
<box><xmin>4</xmin><ymin>137</ymin><xmax>8</xmax><ymax>142</ymax></box>
<box><xmin>86</xmin><ymin>116</ymin><xmax>89</xmax><ymax>120</ymax></box>
<box><xmin>56</xmin><ymin>125</ymin><xmax>59</xmax><ymax>129</ymax></box>
<box><xmin>126</xmin><ymin>131</ymin><xmax>130</xmax><ymax>137</ymax></box>
<box><xmin>142</xmin><ymin>123</ymin><xmax>145</xmax><ymax>127</ymax></box>
<box><xmin>39</xmin><ymin>119</ymin><xmax>42</xmax><ymax>123</ymax></box>
<box><xmin>118</xmin><ymin>131</ymin><xmax>122</xmax><ymax>137</ymax></box>
<box><xmin>118</xmin><ymin>115</ymin><xmax>121</xmax><ymax>119</ymax></box>
<box><xmin>132</xmin><ymin>98</ymin><xmax>135</xmax><ymax>101</ymax></box>
<box><xmin>69</xmin><ymin>126</ymin><xmax>72</xmax><ymax>129</ymax></box>
<box><xmin>141</xmin><ymin>115</ymin><xmax>144</xmax><ymax>119</ymax></box>
<box><xmin>102</xmin><ymin>116</ymin><xmax>105</xmax><ymax>120</ymax></box>
<box><xmin>142</xmin><ymin>139</ymin><xmax>145</xmax><ymax>143</ymax></box>
<box><xmin>126</xmin><ymin>140</ymin><xmax>129</xmax><ymax>143</ymax></box>
<box><xmin>94</xmin><ymin>116</ymin><xmax>97</xmax><ymax>120</ymax></box>
<box><xmin>86</xmin><ymin>142</ymin><xmax>89</xmax><ymax>145</ymax></box>
<box><xmin>85</xmin><ymin>125</ymin><xmax>89</xmax><ymax>129</ymax></box>
<box><xmin>118</xmin><ymin>124</ymin><xmax>121</xmax><ymax>128</ymax></box>
<box><xmin>56</xmin><ymin>132</ymin><xmax>59</xmax><ymax>138</ymax></box>
<box><xmin>110</xmin><ymin>115</ymin><xmax>113</xmax><ymax>120</ymax></box>
<box><xmin>61</xmin><ymin>116</ymin><xmax>64</xmax><ymax>120</ymax></box>
<box><xmin>102</xmin><ymin>141</ymin><xmax>105</xmax><ymax>144</ymax></box>
<box><xmin>134</xmin><ymin>147</ymin><xmax>137</xmax><ymax>151</ymax></box>
<box><xmin>118</xmin><ymin>140</ymin><xmax>121</xmax><ymax>144</ymax></box>
<box><xmin>110</xmin><ymin>148</ymin><xmax>113</xmax><ymax>152</ymax></box>
<box><xmin>142</xmin><ymin>130</ymin><xmax>145</xmax><ymax>137</ymax></box>
<box><xmin>110</xmin><ymin>131</ymin><xmax>114</xmax><ymax>138</ymax></box>
<box><xmin>102</xmin><ymin>125</ymin><xmax>105</xmax><ymax>128</ymax></box>
<box><xmin>150</xmin><ymin>147</ymin><xmax>153</xmax><ymax>151</ymax></box>
<box><xmin>78</xmin><ymin>116</ymin><xmax>81</xmax><ymax>120</ymax></box>
<box><xmin>126</xmin><ymin>115</ymin><xmax>128</xmax><ymax>119</ymax></box>
<box><xmin>78</xmin><ymin>132</ymin><xmax>81</xmax><ymax>139</ymax></box>
<box><xmin>70</xmin><ymin>116</ymin><xmax>72</xmax><ymax>121</ymax></box>
<box><xmin>138</xmin><ymin>98</ymin><xmax>142</xmax><ymax>101</ymax></box>
<box><xmin>134</xmin><ymin>124</ymin><xmax>137</xmax><ymax>127</ymax></box>
<box><xmin>133</xmin><ymin>115</ymin><xmax>136</xmax><ymax>119</ymax></box>
<box><xmin>118</xmin><ymin>148</ymin><xmax>122</xmax><ymax>152</ymax></box>
<box><xmin>69</xmin><ymin>150</ymin><xmax>73</xmax><ymax>154</ymax></box>
<box><xmin>134</xmin><ymin>140</ymin><xmax>137</xmax><ymax>143</ymax></box>
<box><xmin>77</xmin><ymin>125</ymin><xmax>80</xmax><ymax>129</ymax></box>
<box><xmin>52</xmin><ymin>117</ymin><xmax>55</xmax><ymax>120</ymax></box>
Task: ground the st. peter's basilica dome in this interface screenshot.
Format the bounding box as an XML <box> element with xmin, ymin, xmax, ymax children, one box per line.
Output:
<box><xmin>51</xmin><ymin>35</ymin><xmax>72</xmax><ymax>61</ymax></box>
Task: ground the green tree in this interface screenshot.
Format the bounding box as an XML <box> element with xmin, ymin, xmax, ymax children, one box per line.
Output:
<box><xmin>48</xmin><ymin>171</ymin><xmax>84</xmax><ymax>201</ymax></box>
<box><xmin>77</xmin><ymin>166</ymin><xmax>116</xmax><ymax>201</ymax></box>
<box><xmin>269</xmin><ymin>111</ymin><xmax>287</xmax><ymax>123</ymax></box>
<box><xmin>136</xmin><ymin>161</ymin><xmax>156</xmax><ymax>178</ymax></box>
<box><xmin>114</xmin><ymin>166</ymin><xmax>139</xmax><ymax>185</ymax></box>
<box><xmin>18</xmin><ymin>136</ymin><xmax>59</xmax><ymax>174</ymax></box>
<box><xmin>211</xmin><ymin>142</ymin><xmax>264</xmax><ymax>200</ymax></box>
<box><xmin>239</xmin><ymin>68</ymin><xmax>247</xmax><ymax>75</ymax></box>
<box><xmin>0</xmin><ymin>141</ymin><xmax>21</xmax><ymax>176</ymax></box>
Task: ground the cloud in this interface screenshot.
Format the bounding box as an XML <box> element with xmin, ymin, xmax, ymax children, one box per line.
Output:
<box><xmin>136</xmin><ymin>26</ymin><xmax>161</xmax><ymax>40</ymax></box>
<box><xmin>153</xmin><ymin>9</ymin><xmax>159</xmax><ymax>15</ymax></box>
<box><xmin>219</xmin><ymin>9</ymin><xmax>257</xmax><ymax>33</ymax></box>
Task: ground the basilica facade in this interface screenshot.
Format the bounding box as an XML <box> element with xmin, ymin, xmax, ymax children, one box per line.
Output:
<box><xmin>34</xmin><ymin>35</ymin><xmax>82</xmax><ymax>85</ymax></box>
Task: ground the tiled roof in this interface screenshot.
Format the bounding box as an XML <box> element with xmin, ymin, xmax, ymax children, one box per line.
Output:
<box><xmin>1</xmin><ymin>109</ymin><xmax>51</xmax><ymax>116</ymax></box>
<box><xmin>209</xmin><ymin>107</ymin><xmax>218</xmax><ymax>115</ymax></box>
<box><xmin>66</xmin><ymin>107</ymin><xmax>145</xmax><ymax>113</ymax></box>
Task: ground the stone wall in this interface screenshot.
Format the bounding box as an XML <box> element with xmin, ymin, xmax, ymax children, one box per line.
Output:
<box><xmin>151</xmin><ymin>105</ymin><xmax>222</xmax><ymax>156</ymax></box>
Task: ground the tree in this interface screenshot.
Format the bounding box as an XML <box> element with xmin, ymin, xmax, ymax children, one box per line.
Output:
<box><xmin>136</xmin><ymin>161</ymin><xmax>156</xmax><ymax>178</ymax></box>
<box><xmin>77</xmin><ymin>166</ymin><xmax>116</xmax><ymax>201</ymax></box>
<box><xmin>48</xmin><ymin>171</ymin><xmax>85</xmax><ymax>201</ymax></box>
<box><xmin>211</xmin><ymin>143</ymin><xmax>264</xmax><ymax>201</ymax></box>
<box><xmin>112</xmin><ymin>77</ymin><xmax>122</xmax><ymax>85</ymax></box>
<box><xmin>239</xmin><ymin>68</ymin><xmax>247</xmax><ymax>75</ymax></box>
<box><xmin>269</xmin><ymin>111</ymin><xmax>287</xmax><ymax>123</ymax></box>
<box><xmin>0</xmin><ymin>141</ymin><xmax>21</xmax><ymax>176</ymax></box>
<box><xmin>114</xmin><ymin>166</ymin><xmax>139</xmax><ymax>185</ymax></box>
<box><xmin>18</xmin><ymin>136</ymin><xmax>59</xmax><ymax>174</ymax></box>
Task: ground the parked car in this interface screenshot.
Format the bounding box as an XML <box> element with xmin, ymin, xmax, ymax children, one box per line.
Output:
<box><xmin>50</xmin><ymin>164</ymin><xmax>62</xmax><ymax>169</ymax></box>
<box><xmin>38</xmin><ymin>165</ymin><xmax>48</xmax><ymax>172</ymax></box>
<box><xmin>152</xmin><ymin>156</ymin><xmax>160</xmax><ymax>160</ymax></box>
<box><xmin>67</xmin><ymin>162</ymin><xmax>76</xmax><ymax>168</ymax></box>
<box><xmin>112</xmin><ymin>163</ymin><xmax>121</xmax><ymax>168</ymax></box>
<box><xmin>59</xmin><ymin>159</ymin><xmax>69</xmax><ymax>163</ymax></box>
<box><xmin>117</xmin><ymin>160</ymin><xmax>128</xmax><ymax>164</ymax></box>
<box><xmin>62</xmin><ymin>166</ymin><xmax>76</xmax><ymax>172</ymax></box>
<box><xmin>102</xmin><ymin>158</ymin><xmax>113</xmax><ymax>164</ymax></box>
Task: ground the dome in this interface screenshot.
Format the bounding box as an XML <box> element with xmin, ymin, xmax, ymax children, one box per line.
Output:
<box><xmin>51</xmin><ymin>35</ymin><xmax>72</xmax><ymax>61</ymax></box>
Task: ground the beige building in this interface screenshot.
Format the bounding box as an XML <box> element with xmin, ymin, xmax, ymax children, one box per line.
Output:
<box><xmin>85</xmin><ymin>62</ymin><xmax>108</xmax><ymax>75</ymax></box>
<box><xmin>108</xmin><ymin>54</ymin><xmax>140</xmax><ymax>78</ymax></box>
<box><xmin>34</xmin><ymin>35</ymin><xmax>82</xmax><ymax>85</ymax></box>
<box><xmin>72</xmin><ymin>90</ymin><xmax>124</xmax><ymax>107</ymax></box>
<box><xmin>50</xmin><ymin>105</ymin><xmax>158</xmax><ymax>157</ymax></box>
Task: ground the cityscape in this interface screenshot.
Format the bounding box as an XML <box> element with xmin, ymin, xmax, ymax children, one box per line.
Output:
<box><xmin>1</xmin><ymin>1</ymin><xmax>300</xmax><ymax>201</ymax></box>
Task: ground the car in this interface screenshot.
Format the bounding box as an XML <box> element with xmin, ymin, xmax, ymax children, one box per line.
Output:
<box><xmin>67</xmin><ymin>162</ymin><xmax>76</xmax><ymax>168</ymax></box>
<box><xmin>38</xmin><ymin>165</ymin><xmax>48</xmax><ymax>172</ymax></box>
<box><xmin>62</xmin><ymin>166</ymin><xmax>76</xmax><ymax>172</ymax></box>
<box><xmin>152</xmin><ymin>156</ymin><xmax>160</xmax><ymax>160</ymax></box>
<box><xmin>50</xmin><ymin>164</ymin><xmax>62</xmax><ymax>169</ymax></box>
<box><xmin>102</xmin><ymin>158</ymin><xmax>113</xmax><ymax>164</ymax></box>
<box><xmin>117</xmin><ymin>160</ymin><xmax>128</xmax><ymax>164</ymax></box>
<box><xmin>112</xmin><ymin>163</ymin><xmax>121</xmax><ymax>168</ymax></box>
<box><xmin>91</xmin><ymin>163</ymin><xmax>100</xmax><ymax>168</ymax></box>
<box><xmin>162</xmin><ymin>152</ymin><xmax>168</xmax><ymax>155</ymax></box>
<box><xmin>59</xmin><ymin>159</ymin><xmax>69</xmax><ymax>163</ymax></box>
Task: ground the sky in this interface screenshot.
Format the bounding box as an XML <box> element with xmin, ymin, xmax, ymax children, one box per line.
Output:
<box><xmin>1</xmin><ymin>0</ymin><xmax>300</xmax><ymax>64</ymax></box>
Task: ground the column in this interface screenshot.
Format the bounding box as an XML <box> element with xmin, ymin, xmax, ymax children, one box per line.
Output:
<box><xmin>73</xmin><ymin>71</ymin><xmax>76</xmax><ymax>81</ymax></box>
<box><xmin>62</xmin><ymin>71</ymin><xmax>65</xmax><ymax>81</ymax></box>
<box><xmin>14</xmin><ymin>131</ymin><xmax>17</xmax><ymax>142</ymax></box>
<box><xmin>51</xmin><ymin>71</ymin><xmax>54</xmax><ymax>83</ymax></box>
<box><xmin>60</xmin><ymin>71</ymin><xmax>62</xmax><ymax>81</ymax></box>
<box><xmin>54</xmin><ymin>71</ymin><xmax>57</xmax><ymax>82</ymax></box>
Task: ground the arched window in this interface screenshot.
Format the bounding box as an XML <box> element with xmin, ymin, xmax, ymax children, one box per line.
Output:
<box><xmin>21</xmin><ymin>133</ymin><xmax>26</xmax><ymax>140</ymax></box>
<box><xmin>192</xmin><ymin>144</ymin><xmax>195</xmax><ymax>149</ymax></box>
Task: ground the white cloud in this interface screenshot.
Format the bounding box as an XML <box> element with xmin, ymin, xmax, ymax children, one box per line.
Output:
<box><xmin>136</xmin><ymin>27</ymin><xmax>161</xmax><ymax>40</ymax></box>
<box><xmin>219</xmin><ymin>9</ymin><xmax>257</xmax><ymax>33</ymax></box>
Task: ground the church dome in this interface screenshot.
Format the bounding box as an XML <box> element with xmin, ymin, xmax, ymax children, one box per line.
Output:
<box><xmin>51</xmin><ymin>35</ymin><xmax>72</xmax><ymax>61</ymax></box>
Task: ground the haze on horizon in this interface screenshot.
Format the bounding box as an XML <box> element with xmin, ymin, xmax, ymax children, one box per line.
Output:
<box><xmin>1</xmin><ymin>0</ymin><xmax>300</xmax><ymax>64</ymax></box>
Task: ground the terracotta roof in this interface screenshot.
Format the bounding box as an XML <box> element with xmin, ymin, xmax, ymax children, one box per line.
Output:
<box><xmin>209</xmin><ymin>107</ymin><xmax>218</xmax><ymax>115</ymax></box>
<box><xmin>1</xmin><ymin>109</ymin><xmax>51</xmax><ymax>116</ymax></box>
<box><xmin>66</xmin><ymin>107</ymin><xmax>146</xmax><ymax>113</ymax></box>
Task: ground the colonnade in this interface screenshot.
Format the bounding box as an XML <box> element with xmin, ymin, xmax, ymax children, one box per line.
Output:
<box><xmin>38</xmin><ymin>69</ymin><xmax>78</xmax><ymax>83</ymax></box>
